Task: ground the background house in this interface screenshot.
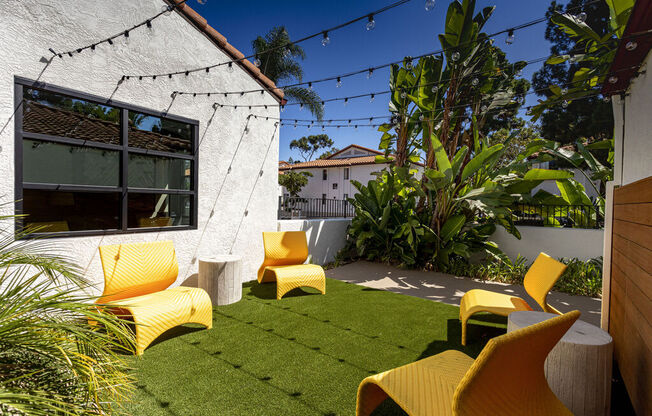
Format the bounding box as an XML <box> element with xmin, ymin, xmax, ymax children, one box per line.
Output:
<box><xmin>0</xmin><ymin>0</ymin><xmax>282</xmax><ymax>287</ymax></box>
<box><xmin>279</xmin><ymin>144</ymin><xmax>394</xmax><ymax>200</ymax></box>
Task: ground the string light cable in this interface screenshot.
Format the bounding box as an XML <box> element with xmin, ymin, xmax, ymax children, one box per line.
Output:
<box><xmin>167</xmin><ymin>0</ymin><xmax>601</xmax><ymax>95</ymax></box>
<box><xmin>48</xmin><ymin>1</ymin><xmax>191</xmax><ymax>58</ymax></box>
<box><xmin>121</xmin><ymin>0</ymin><xmax>413</xmax><ymax>80</ymax></box>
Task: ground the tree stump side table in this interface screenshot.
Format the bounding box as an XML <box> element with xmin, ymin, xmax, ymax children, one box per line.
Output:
<box><xmin>507</xmin><ymin>311</ymin><xmax>613</xmax><ymax>416</ymax></box>
<box><xmin>198</xmin><ymin>255</ymin><xmax>242</xmax><ymax>306</ymax></box>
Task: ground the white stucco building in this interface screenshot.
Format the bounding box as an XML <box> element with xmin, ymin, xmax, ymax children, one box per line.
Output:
<box><xmin>1</xmin><ymin>0</ymin><xmax>283</xmax><ymax>287</ymax></box>
<box><xmin>279</xmin><ymin>144</ymin><xmax>392</xmax><ymax>201</ymax></box>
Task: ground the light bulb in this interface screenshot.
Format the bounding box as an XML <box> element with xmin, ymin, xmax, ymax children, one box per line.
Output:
<box><xmin>608</xmin><ymin>76</ymin><xmax>618</xmax><ymax>84</ymax></box>
<box><xmin>449</xmin><ymin>111</ymin><xmax>454</xmax><ymax>117</ymax></box>
<box><xmin>400</xmin><ymin>91</ymin><xmax>407</xmax><ymax>99</ymax></box>
<box><xmin>336</xmin><ymin>77</ymin><xmax>342</xmax><ymax>88</ymax></box>
<box><xmin>355</xmin><ymin>125</ymin><xmax>358</xmax><ymax>129</ymax></box>
<box><xmin>561</xmin><ymin>100</ymin><xmax>569</xmax><ymax>108</ymax></box>
<box><xmin>625</xmin><ymin>41</ymin><xmax>637</xmax><ymax>51</ymax></box>
<box><xmin>603</xmin><ymin>95</ymin><xmax>611</xmax><ymax>103</ymax></box>
<box><xmin>124</xmin><ymin>31</ymin><xmax>130</xmax><ymax>45</ymax></box>
<box><xmin>569</xmin><ymin>54</ymin><xmax>577</xmax><ymax>63</ymax></box>
<box><xmin>471</xmin><ymin>78</ymin><xmax>479</xmax><ymax>86</ymax></box>
<box><xmin>481</xmin><ymin>105</ymin><xmax>488</xmax><ymax>112</ymax></box>
<box><xmin>254</xmin><ymin>56</ymin><xmax>261</xmax><ymax>67</ymax></box>
<box><xmin>451</xmin><ymin>52</ymin><xmax>460</xmax><ymax>62</ymax></box>
<box><xmin>561</xmin><ymin>88</ymin><xmax>568</xmax><ymax>95</ymax></box>
<box><xmin>322</xmin><ymin>125</ymin><xmax>325</xmax><ymax>131</ymax></box>
<box><xmin>162</xmin><ymin>5</ymin><xmax>173</xmax><ymax>15</ymax></box>
<box><xmin>367</xmin><ymin>68</ymin><xmax>374</xmax><ymax>79</ymax></box>
<box><xmin>307</xmin><ymin>124</ymin><xmax>311</xmax><ymax>130</ymax></box>
<box><xmin>577</xmin><ymin>12</ymin><xmax>587</xmax><ymax>22</ymax></box>
<box><xmin>366</xmin><ymin>15</ymin><xmax>376</xmax><ymax>31</ymax></box>
<box><xmin>370</xmin><ymin>94</ymin><xmax>375</xmax><ymax>103</ymax></box>
<box><xmin>308</xmin><ymin>82</ymin><xmax>313</xmax><ymax>90</ymax></box>
<box><xmin>294</xmin><ymin>123</ymin><xmax>297</xmax><ymax>129</ymax></box>
<box><xmin>425</xmin><ymin>0</ymin><xmax>436</xmax><ymax>11</ymax></box>
<box><xmin>227</xmin><ymin>62</ymin><xmax>234</xmax><ymax>72</ymax></box>
<box><xmin>321</xmin><ymin>32</ymin><xmax>330</xmax><ymax>47</ymax></box>
<box><xmin>419</xmin><ymin>114</ymin><xmax>424</xmax><ymax>121</ymax></box>
<box><xmin>299</xmin><ymin>103</ymin><xmax>304</xmax><ymax>111</ymax></box>
<box><xmin>431</xmin><ymin>85</ymin><xmax>439</xmax><ymax>93</ymax></box>
<box><xmin>280</xmin><ymin>105</ymin><xmax>285</xmax><ymax>112</ymax></box>
<box><xmin>516</xmin><ymin>69</ymin><xmax>522</xmax><ymax>77</ymax></box>
<box><xmin>343</xmin><ymin>98</ymin><xmax>348</xmax><ymax>107</ymax></box>
<box><xmin>405</xmin><ymin>56</ymin><xmax>413</xmax><ymax>70</ymax></box>
<box><xmin>505</xmin><ymin>30</ymin><xmax>515</xmax><ymax>45</ymax></box>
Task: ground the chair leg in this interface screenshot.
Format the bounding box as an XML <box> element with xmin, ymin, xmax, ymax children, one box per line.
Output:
<box><xmin>461</xmin><ymin>316</ymin><xmax>468</xmax><ymax>346</ymax></box>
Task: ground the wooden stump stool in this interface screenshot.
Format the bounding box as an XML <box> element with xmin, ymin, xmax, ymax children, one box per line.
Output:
<box><xmin>198</xmin><ymin>255</ymin><xmax>242</xmax><ymax>306</ymax></box>
<box><xmin>508</xmin><ymin>311</ymin><xmax>613</xmax><ymax>416</ymax></box>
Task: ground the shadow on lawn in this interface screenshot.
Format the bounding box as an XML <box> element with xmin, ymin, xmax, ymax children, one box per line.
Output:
<box><xmin>245</xmin><ymin>281</ymin><xmax>320</xmax><ymax>300</ymax></box>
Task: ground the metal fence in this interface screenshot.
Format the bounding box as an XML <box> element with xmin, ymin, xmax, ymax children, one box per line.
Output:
<box><xmin>278</xmin><ymin>196</ymin><xmax>354</xmax><ymax>219</ymax></box>
<box><xmin>512</xmin><ymin>203</ymin><xmax>603</xmax><ymax>229</ymax></box>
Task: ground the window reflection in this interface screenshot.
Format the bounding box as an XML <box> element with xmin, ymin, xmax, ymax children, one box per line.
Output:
<box><xmin>128</xmin><ymin>154</ymin><xmax>191</xmax><ymax>190</ymax></box>
<box><xmin>128</xmin><ymin>112</ymin><xmax>192</xmax><ymax>154</ymax></box>
<box><xmin>128</xmin><ymin>193</ymin><xmax>190</xmax><ymax>228</ymax></box>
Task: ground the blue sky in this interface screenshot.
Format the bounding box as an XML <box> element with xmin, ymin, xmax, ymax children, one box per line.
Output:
<box><xmin>198</xmin><ymin>0</ymin><xmax>566</xmax><ymax>161</ymax></box>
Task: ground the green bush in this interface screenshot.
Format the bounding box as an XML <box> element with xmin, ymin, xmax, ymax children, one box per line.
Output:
<box><xmin>448</xmin><ymin>255</ymin><xmax>602</xmax><ymax>297</ymax></box>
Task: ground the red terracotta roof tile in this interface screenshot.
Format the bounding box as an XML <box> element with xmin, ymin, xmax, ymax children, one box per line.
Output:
<box><xmin>279</xmin><ymin>155</ymin><xmax>381</xmax><ymax>170</ymax></box>
<box><xmin>171</xmin><ymin>1</ymin><xmax>284</xmax><ymax>102</ymax></box>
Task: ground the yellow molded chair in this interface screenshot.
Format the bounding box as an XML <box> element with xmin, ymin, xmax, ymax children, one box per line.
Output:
<box><xmin>98</xmin><ymin>240</ymin><xmax>212</xmax><ymax>355</ymax></box>
<box><xmin>257</xmin><ymin>231</ymin><xmax>326</xmax><ymax>300</ymax></box>
<box><xmin>459</xmin><ymin>252</ymin><xmax>567</xmax><ymax>345</ymax></box>
<box><xmin>357</xmin><ymin>310</ymin><xmax>579</xmax><ymax>416</ymax></box>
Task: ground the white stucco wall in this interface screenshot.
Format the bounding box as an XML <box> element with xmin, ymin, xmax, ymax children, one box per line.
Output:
<box><xmin>277</xmin><ymin>219</ymin><xmax>350</xmax><ymax>265</ymax></box>
<box><xmin>0</xmin><ymin>0</ymin><xmax>280</xmax><ymax>289</ymax></box>
<box><xmin>611</xmin><ymin>51</ymin><xmax>652</xmax><ymax>186</ymax></box>
<box><xmin>284</xmin><ymin>163</ymin><xmax>386</xmax><ymax>200</ymax></box>
<box><xmin>492</xmin><ymin>226</ymin><xmax>604</xmax><ymax>262</ymax></box>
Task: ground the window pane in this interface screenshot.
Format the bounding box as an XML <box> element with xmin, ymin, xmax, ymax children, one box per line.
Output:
<box><xmin>23</xmin><ymin>88</ymin><xmax>120</xmax><ymax>145</ymax></box>
<box><xmin>128</xmin><ymin>154</ymin><xmax>191</xmax><ymax>190</ymax></box>
<box><xmin>22</xmin><ymin>190</ymin><xmax>120</xmax><ymax>232</ymax></box>
<box><xmin>23</xmin><ymin>139</ymin><xmax>119</xmax><ymax>186</ymax></box>
<box><xmin>128</xmin><ymin>193</ymin><xmax>190</xmax><ymax>228</ymax></box>
<box><xmin>128</xmin><ymin>112</ymin><xmax>192</xmax><ymax>154</ymax></box>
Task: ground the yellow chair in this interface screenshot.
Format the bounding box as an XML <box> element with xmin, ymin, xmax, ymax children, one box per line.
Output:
<box><xmin>357</xmin><ymin>310</ymin><xmax>579</xmax><ymax>416</ymax></box>
<box><xmin>98</xmin><ymin>240</ymin><xmax>212</xmax><ymax>355</ymax></box>
<box><xmin>257</xmin><ymin>231</ymin><xmax>326</xmax><ymax>300</ymax></box>
<box><xmin>459</xmin><ymin>252</ymin><xmax>567</xmax><ymax>345</ymax></box>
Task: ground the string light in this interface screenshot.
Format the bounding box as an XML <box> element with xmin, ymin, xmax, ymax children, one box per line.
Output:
<box><xmin>425</xmin><ymin>0</ymin><xmax>436</xmax><ymax>11</ymax></box>
<box><xmin>367</xmin><ymin>68</ymin><xmax>374</xmax><ymax>79</ymax></box>
<box><xmin>254</xmin><ymin>55</ymin><xmax>261</xmax><ymax>67</ymax></box>
<box><xmin>625</xmin><ymin>41</ymin><xmax>637</xmax><ymax>51</ymax></box>
<box><xmin>471</xmin><ymin>78</ymin><xmax>479</xmax><ymax>86</ymax></box>
<box><xmin>336</xmin><ymin>77</ymin><xmax>342</xmax><ymax>88</ymax></box>
<box><xmin>451</xmin><ymin>51</ymin><xmax>460</xmax><ymax>62</ymax></box>
<box><xmin>370</xmin><ymin>94</ymin><xmax>375</xmax><ymax>102</ymax></box>
<box><xmin>366</xmin><ymin>15</ymin><xmax>376</xmax><ymax>31</ymax></box>
<box><xmin>321</xmin><ymin>31</ymin><xmax>330</xmax><ymax>46</ymax></box>
<box><xmin>561</xmin><ymin>100</ymin><xmax>569</xmax><ymax>108</ymax></box>
<box><xmin>577</xmin><ymin>12</ymin><xmax>587</xmax><ymax>22</ymax></box>
<box><xmin>50</xmin><ymin>0</ymin><xmax>191</xmax><ymax>58</ymax></box>
<box><xmin>505</xmin><ymin>29</ymin><xmax>515</xmax><ymax>45</ymax></box>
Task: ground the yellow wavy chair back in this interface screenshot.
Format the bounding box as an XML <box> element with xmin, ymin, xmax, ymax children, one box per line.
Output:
<box><xmin>452</xmin><ymin>310</ymin><xmax>579</xmax><ymax>416</ymax></box>
<box><xmin>98</xmin><ymin>240</ymin><xmax>178</xmax><ymax>303</ymax></box>
<box><xmin>524</xmin><ymin>253</ymin><xmax>567</xmax><ymax>314</ymax></box>
<box><xmin>257</xmin><ymin>231</ymin><xmax>309</xmax><ymax>282</ymax></box>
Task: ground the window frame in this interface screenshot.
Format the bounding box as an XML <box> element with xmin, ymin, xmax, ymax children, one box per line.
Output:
<box><xmin>322</xmin><ymin>169</ymin><xmax>327</xmax><ymax>180</ymax></box>
<box><xmin>14</xmin><ymin>76</ymin><xmax>199</xmax><ymax>238</ymax></box>
<box><xmin>344</xmin><ymin>167</ymin><xmax>349</xmax><ymax>180</ymax></box>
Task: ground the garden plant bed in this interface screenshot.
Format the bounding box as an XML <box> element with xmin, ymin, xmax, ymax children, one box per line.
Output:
<box><xmin>126</xmin><ymin>279</ymin><xmax>505</xmax><ymax>415</ymax></box>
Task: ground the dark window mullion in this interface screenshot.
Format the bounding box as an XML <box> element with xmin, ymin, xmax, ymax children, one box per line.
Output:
<box><xmin>127</xmin><ymin>187</ymin><xmax>194</xmax><ymax>195</ymax></box>
<box><xmin>121</xmin><ymin>108</ymin><xmax>129</xmax><ymax>231</ymax></box>
<box><xmin>192</xmin><ymin>123</ymin><xmax>199</xmax><ymax>228</ymax></box>
<box><xmin>14</xmin><ymin>82</ymin><xmax>24</xmax><ymax>233</ymax></box>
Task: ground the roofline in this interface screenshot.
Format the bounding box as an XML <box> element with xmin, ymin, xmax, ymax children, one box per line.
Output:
<box><xmin>602</xmin><ymin>0</ymin><xmax>652</xmax><ymax>96</ymax></box>
<box><xmin>279</xmin><ymin>160</ymin><xmax>389</xmax><ymax>171</ymax></box>
<box><xmin>171</xmin><ymin>1</ymin><xmax>284</xmax><ymax>102</ymax></box>
<box><xmin>325</xmin><ymin>144</ymin><xmax>383</xmax><ymax>159</ymax></box>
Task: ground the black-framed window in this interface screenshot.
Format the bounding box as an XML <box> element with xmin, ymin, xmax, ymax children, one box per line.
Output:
<box><xmin>14</xmin><ymin>77</ymin><xmax>199</xmax><ymax>237</ymax></box>
<box><xmin>344</xmin><ymin>168</ymin><xmax>349</xmax><ymax>180</ymax></box>
<box><xmin>322</xmin><ymin>169</ymin><xmax>327</xmax><ymax>180</ymax></box>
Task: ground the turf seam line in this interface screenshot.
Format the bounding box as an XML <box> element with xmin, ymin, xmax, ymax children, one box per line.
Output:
<box><xmin>179</xmin><ymin>337</ymin><xmax>330</xmax><ymax>416</ymax></box>
<box><xmin>241</xmin><ymin>296</ymin><xmax>421</xmax><ymax>354</ymax></box>
<box><xmin>212</xmin><ymin>309</ymin><xmax>379</xmax><ymax>375</ymax></box>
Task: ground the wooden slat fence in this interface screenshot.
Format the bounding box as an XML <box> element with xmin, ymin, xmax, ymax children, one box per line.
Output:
<box><xmin>610</xmin><ymin>175</ymin><xmax>652</xmax><ymax>415</ymax></box>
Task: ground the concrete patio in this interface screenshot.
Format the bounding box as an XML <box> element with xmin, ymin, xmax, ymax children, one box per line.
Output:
<box><xmin>327</xmin><ymin>261</ymin><xmax>602</xmax><ymax>326</ymax></box>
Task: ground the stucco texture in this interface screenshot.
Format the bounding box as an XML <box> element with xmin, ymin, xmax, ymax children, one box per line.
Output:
<box><xmin>0</xmin><ymin>0</ymin><xmax>281</xmax><ymax>290</ymax></box>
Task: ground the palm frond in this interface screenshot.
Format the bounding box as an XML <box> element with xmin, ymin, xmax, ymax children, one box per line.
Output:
<box><xmin>284</xmin><ymin>87</ymin><xmax>325</xmax><ymax>121</ymax></box>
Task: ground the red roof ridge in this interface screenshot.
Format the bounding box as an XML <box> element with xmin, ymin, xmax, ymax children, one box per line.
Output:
<box><xmin>171</xmin><ymin>1</ymin><xmax>284</xmax><ymax>102</ymax></box>
<box><xmin>326</xmin><ymin>144</ymin><xmax>383</xmax><ymax>159</ymax></box>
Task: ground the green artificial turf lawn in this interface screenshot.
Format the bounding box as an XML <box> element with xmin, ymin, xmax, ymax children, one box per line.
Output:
<box><xmin>124</xmin><ymin>278</ymin><xmax>506</xmax><ymax>416</ymax></box>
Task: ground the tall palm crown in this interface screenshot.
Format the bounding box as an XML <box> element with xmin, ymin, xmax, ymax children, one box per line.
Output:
<box><xmin>253</xmin><ymin>26</ymin><xmax>324</xmax><ymax>120</ymax></box>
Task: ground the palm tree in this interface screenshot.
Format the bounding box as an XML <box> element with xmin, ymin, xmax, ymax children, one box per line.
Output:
<box><xmin>252</xmin><ymin>26</ymin><xmax>324</xmax><ymax>120</ymax></box>
<box><xmin>0</xmin><ymin>209</ymin><xmax>135</xmax><ymax>415</ymax></box>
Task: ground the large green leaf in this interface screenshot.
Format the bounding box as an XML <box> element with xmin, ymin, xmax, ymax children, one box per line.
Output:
<box><xmin>430</xmin><ymin>135</ymin><xmax>453</xmax><ymax>182</ymax></box>
<box><xmin>460</xmin><ymin>144</ymin><xmax>504</xmax><ymax>182</ymax></box>
<box><xmin>523</xmin><ymin>169</ymin><xmax>573</xmax><ymax>180</ymax></box>
<box><xmin>551</xmin><ymin>13</ymin><xmax>601</xmax><ymax>43</ymax></box>
<box><xmin>605</xmin><ymin>0</ymin><xmax>634</xmax><ymax>38</ymax></box>
<box><xmin>440</xmin><ymin>214</ymin><xmax>466</xmax><ymax>242</ymax></box>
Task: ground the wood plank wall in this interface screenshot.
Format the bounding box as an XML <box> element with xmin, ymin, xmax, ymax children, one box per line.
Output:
<box><xmin>610</xmin><ymin>176</ymin><xmax>652</xmax><ymax>415</ymax></box>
